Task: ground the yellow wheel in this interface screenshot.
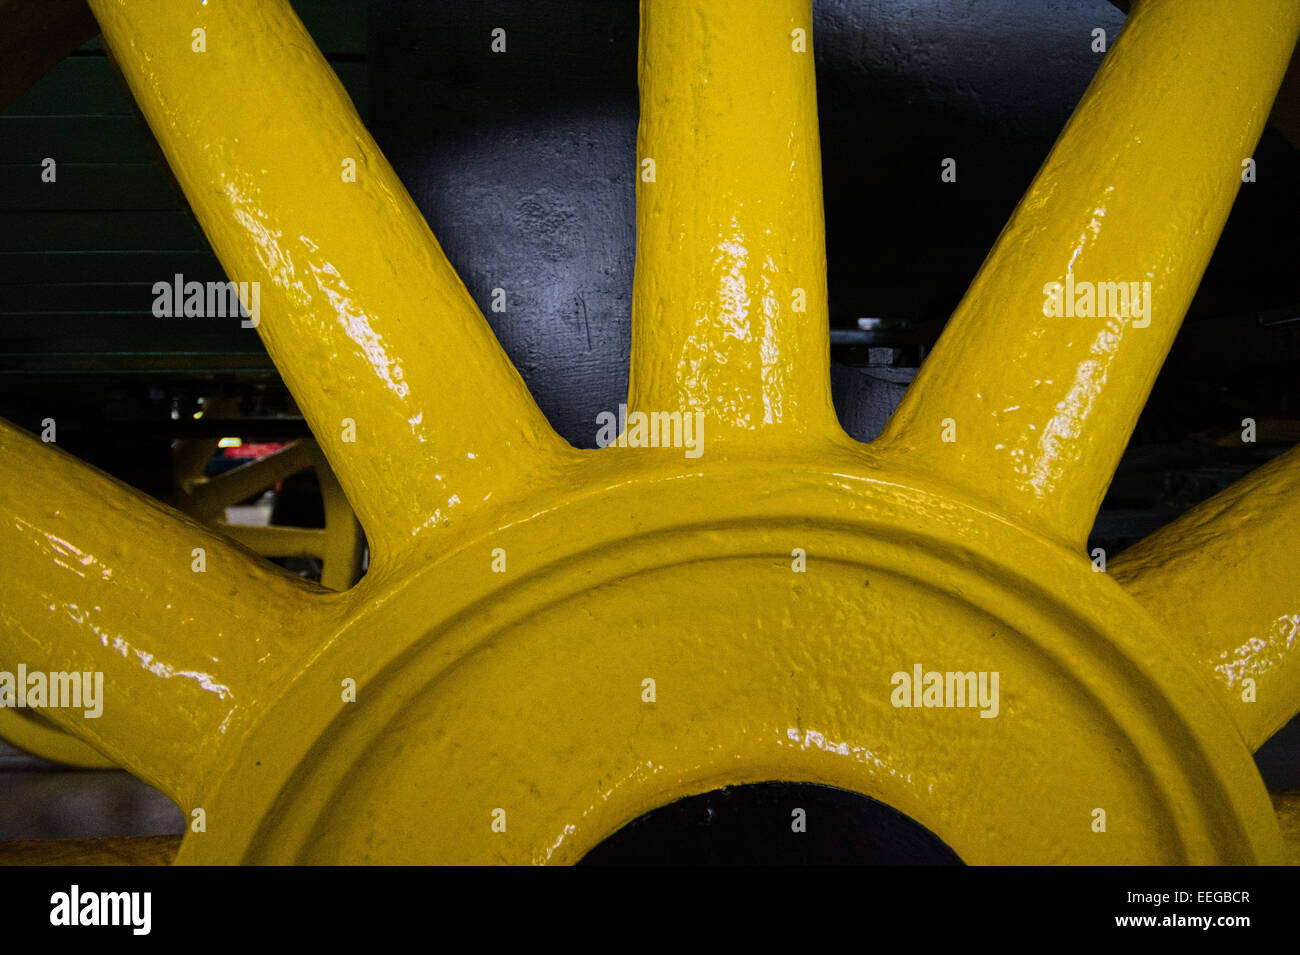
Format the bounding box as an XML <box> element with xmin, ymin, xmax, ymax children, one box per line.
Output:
<box><xmin>1</xmin><ymin>0</ymin><xmax>1298</xmax><ymax>863</ymax></box>
<box><xmin>0</xmin><ymin>414</ymin><xmax>362</xmax><ymax>769</ymax></box>
<box><xmin>170</xmin><ymin>431</ymin><xmax>364</xmax><ymax>594</ymax></box>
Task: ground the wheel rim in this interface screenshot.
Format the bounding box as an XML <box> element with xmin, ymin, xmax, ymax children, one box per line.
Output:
<box><xmin>179</xmin><ymin>458</ymin><xmax>1281</xmax><ymax>863</ymax></box>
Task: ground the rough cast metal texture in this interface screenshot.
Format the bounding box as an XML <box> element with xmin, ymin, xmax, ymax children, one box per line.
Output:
<box><xmin>0</xmin><ymin>435</ymin><xmax>362</xmax><ymax>770</ymax></box>
<box><xmin>0</xmin><ymin>0</ymin><xmax>1298</xmax><ymax>863</ymax></box>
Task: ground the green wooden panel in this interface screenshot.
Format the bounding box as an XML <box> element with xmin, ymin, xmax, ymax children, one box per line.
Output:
<box><xmin>4</xmin><ymin>58</ymin><xmax>133</xmax><ymax>116</ymax></box>
<box><xmin>0</xmin><ymin>116</ymin><xmax>156</xmax><ymax>163</ymax></box>
<box><xmin>0</xmin><ymin>162</ymin><xmax>182</xmax><ymax>212</ymax></box>
<box><xmin>0</xmin><ymin>0</ymin><xmax>365</xmax><ymax>375</ymax></box>
<box><xmin>0</xmin><ymin>251</ymin><xmax>223</xmax><ymax>284</ymax></box>
<box><xmin>0</xmin><ymin>354</ymin><xmax>277</xmax><ymax>375</ymax></box>
<box><xmin>0</xmin><ymin>250</ymin><xmax>222</xmax><ymax>284</ymax></box>
<box><xmin>0</xmin><ymin>212</ymin><xmax>208</xmax><ymax>252</ymax></box>
<box><xmin>0</xmin><ymin>283</ymin><xmax>237</xmax><ymax>313</ymax></box>
<box><xmin>0</xmin><ymin>314</ymin><xmax>267</xmax><ymax>353</ymax></box>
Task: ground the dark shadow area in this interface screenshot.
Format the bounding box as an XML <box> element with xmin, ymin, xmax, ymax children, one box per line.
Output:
<box><xmin>579</xmin><ymin>781</ymin><xmax>964</xmax><ymax>865</ymax></box>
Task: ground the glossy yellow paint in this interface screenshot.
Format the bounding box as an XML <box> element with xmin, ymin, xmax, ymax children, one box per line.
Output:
<box><xmin>630</xmin><ymin>0</ymin><xmax>836</xmax><ymax>441</ymax></box>
<box><xmin>0</xmin><ymin>434</ymin><xmax>361</xmax><ymax>768</ymax></box>
<box><xmin>0</xmin><ymin>705</ymin><xmax>115</xmax><ymax>770</ymax></box>
<box><xmin>0</xmin><ymin>0</ymin><xmax>1298</xmax><ymax>864</ymax></box>
<box><xmin>176</xmin><ymin>441</ymin><xmax>314</xmax><ymax>525</ymax></box>
<box><xmin>875</xmin><ymin>0</ymin><xmax>1300</xmax><ymax>551</ymax></box>
<box><xmin>0</xmin><ymin>421</ymin><xmax>342</xmax><ymax>809</ymax></box>
<box><xmin>86</xmin><ymin>0</ymin><xmax>580</xmax><ymax>574</ymax></box>
<box><xmin>1112</xmin><ymin>444</ymin><xmax>1300</xmax><ymax>751</ymax></box>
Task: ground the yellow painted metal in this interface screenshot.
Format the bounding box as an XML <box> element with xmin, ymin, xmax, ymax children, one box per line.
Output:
<box><xmin>181</xmin><ymin>462</ymin><xmax>1281</xmax><ymax>864</ymax></box>
<box><xmin>0</xmin><ymin>706</ymin><xmax>115</xmax><ymax>770</ymax></box>
<box><xmin>0</xmin><ymin>368</ymin><xmax>241</xmax><ymax>775</ymax></box>
<box><xmin>177</xmin><ymin>441</ymin><xmax>315</xmax><ymax>524</ymax></box>
<box><xmin>0</xmin><ymin>420</ymin><xmax>339</xmax><ymax>809</ymax></box>
<box><xmin>630</xmin><ymin>0</ymin><xmax>836</xmax><ymax>442</ymax></box>
<box><xmin>0</xmin><ymin>434</ymin><xmax>361</xmax><ymax>769</ymax></box>
<box><xmin>170</xmin><ymin>403</ymin><xmax>364</xmax><ymax>591</ymax></box>
<box><xmin>311</xmin><ymin>445</ymin><xmax>367</xmax><ymax>593</ymax></box>
<box><xmin>85</xmin><ymin>0</ymin><xmax>581</xmax><ymax>574</ymax></box>
<box><xmin>0</xmin><ymin>0</ymin><xmax>1297</xmax><ymax>864</ymax></box>
<box><xmin>874</xmin><ymin>0</ymin><xmax>1300</xmax><ymax>551</ymax></box>
<box><xmin>1111</xmin><ymin>445</ymin><xmax>1300</xmax><ymax>751</ymax></box>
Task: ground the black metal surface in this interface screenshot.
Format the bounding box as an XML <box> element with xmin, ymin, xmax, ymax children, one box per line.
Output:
<box><xmin>370</xmin><ymin>0</ymin><xmax>638</xmax><ymax>449</ymax></box>
<box><xmin>579</xmin><ymin>781</ymin><xmax>964</xmax><ymax>865</ymax></box>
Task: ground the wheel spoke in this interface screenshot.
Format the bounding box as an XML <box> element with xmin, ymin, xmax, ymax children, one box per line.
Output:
<box><xmin>1111</xmin><ymin>446</ymin><xmax>1300</xmax><ymax>752</ymax></box>
<box><xmin>180</xmin><ymin>441</ymin><xmax>314</xmax><ymax>523</ymax></box>
<box><xmin>312</xmin><ymin>444</ymin><xmax>366</xmax><ymax>592</ymax></box>
<box><xmin>629</xmin><ymin>0</ymin><xmax>836</xmax><ymax>445</ymax></box>
<box><xmin>214</xmin><ymin>523</ymin><xmax>326</xmax><ymax>560</ymax></box>
<box><xmin>0</xmin><ymin>420</ymin><xmax>327</xmax><ymax>809</ymax></box>
<box><xmin>88</xmin><ymin>0</ymin><xmax>572</xmax><ymax>567</ymax></box>
<box><xmin>875</xmin><ymin>0</ymin><xmax>1300</xmax><ymax>548</ymax></box>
